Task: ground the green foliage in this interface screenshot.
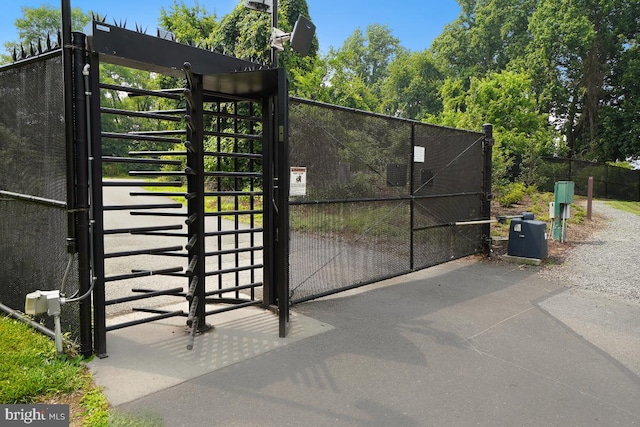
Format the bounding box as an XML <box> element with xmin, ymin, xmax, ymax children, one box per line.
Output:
<box><xmin>496</xmin><ymin>182</ymin><xmax>528</xmax><ymax>207</ymax></box>
<box><xmin>0</xmin><ymin>317</ymin><xmax>87</xmax><ymax>403</ymax></box>
<box><xmin>2</xmin><ymin>5</ymin><xmax>90</xmax><ymax>63</ymax></box>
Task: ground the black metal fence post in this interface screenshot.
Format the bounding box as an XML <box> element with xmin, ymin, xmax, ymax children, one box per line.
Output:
<box><xmin>62</xmin><ymin>0</ymin><xmax>76</xmax><ymax>255</ymax></box>
<box><xmin>276</xmin><ymin>69</ymin><xmax>290</xmax><ymax>337</ymax></box>
<box><xmin>409</xmin><ymin>124</ymin><xmax>416</xmax><ymax>271</ymax></box>
<box><xmin>69</xmin><ymin>31</ymin><xmax>94</xmax><ymax>357</ymax></box>
<box><xmin>89</xmin><ymin>50</ymin><xmax>107</xmax><ymax>357</ymax></box>
<box><xmin>184</xmin><ymin>67</ymin><xmax>209</xmax><ymax>334</ymax></box>
<box><xmin>482</xmin><ymin>124</ymin><xmax>494</xmax><ymax>256</ymax></box>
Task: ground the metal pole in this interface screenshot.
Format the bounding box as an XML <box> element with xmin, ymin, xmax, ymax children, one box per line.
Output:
<box><xmin>71</xmin><ymin>31</ymin><xmax>94</xmax><ymax>357</ymax></box>
<box><xmin>62</xmin><ymin>0</ymin><xmax>76</xmax><ymax>253</ymax></box>
<box><xmin>276</xmin><ymin>68</ymin><xmax>290</xmax><ymax>338</ymax></box>
<box><xmin>409</xmin><ymin>125</ymin><xmax>415</xmax><ymax>271</ymax></box>
<box><xmin>482</xmin><ymin>124</ymin><xmax>494</xmax><ymax>256</ymax></box>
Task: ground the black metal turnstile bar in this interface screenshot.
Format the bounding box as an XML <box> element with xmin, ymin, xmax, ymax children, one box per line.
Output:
<box><xmin>205</xmin><ymin>264</ymin><xmax>263</xmax><ymax>277</ymax></box>
<box><xmin>129</xmin><ymin>171</ymin><xmax>190</xmax><ymax>177</ymax></box>
<box><xmin>204</xmin><ymin>228</ymin><xmax>262</xmax><ymax>237</ymax></box>
<box><xmin>104</xmin><ymin>245</ymin><xmax>183</xmax><ymax>258</ymax></box>
<box><xmin>203</xmin><ymin>110</ymin><xmax>262</xmax><ymax>122</ymax></box>
<box><xmin>99</xmin><ymin>82</ymin><xmax>183</xmax><ymax>100</ymax></box>
<box><xmin>129</xmin><ymin>151</ymin><xmax>188</xmax><ymax>156</ymax></box>
<box><xmin>205</xmin><ymin>191</ymin><xmax>264</xmax><ymax>197</ymax></box>
<box><xmin>130</xmin><ymin>211</ymin><xmax>188</xmax><ymax>217</ymax></box>
<box><xmin>104</xmin><ymin>224</ymin><xmax>182</xmax><ymax>235</ymax></box>
<box><xmin>105</xmin><ymin>287</ymin><xmax>184</xmax><ymax>305</ymax></box>
<box><xmin>100</xmin><ymin>107</ymin><xmax>183</xmax><ymax>121</ymax></box>
<box><xmin>104</xmin><ymin>266</ymin><xmax>184</xmax><ymax>282</ymax></box>
<box><xmin>129</xmin><ymin>130</ymin><xmax>187</xmax><ymax>136</ymax></box>
<box><xmin>102</xmin><ymin>131</ymin><xmax>182</xmax><ymax>144</ymax></box>
<box><xmin>205</xmin><ymin>282</ymin><xmax>262</xmax><ymax>297</ymax></box>
<box><xmin>204</xmin><ymin>151</ymin><xmax>263</xmax><ymax>160</ymax></box>
<box><xmin>103</xmin><ymin>203</ymin><xmax>182</xmax><ymax>211</ymax></box>
<box><xmin>103</xmin><ymin>156</ymin><xmax>182</xmax><ymax>166</ymax></box>
<box><xmin>105</xmin><ymin>310</ymin><xmax>184</xmax><ymax>332</ymax></box>
<box><xmin>203</xmin><ymin>171</ymin><xmax>262</xmax><ymax>178</ymax></box>
<box><xmin>102</xmin><ymin>180</ymin><xmax>183</xmax><ymax>187</ymax></box>
<box><xmin>205</xmin><ymin>210</ymin><xmax>264</xmax><ymax>217</ymax></box>
<box><xmin>128</xmin><ymin>191</ymin><xmax>189</xmax><ymax>198</ymax></box>
<box><xmin>204</xmin><ymin>130</ymin><xmax>261</xmax><ymax>140</ymax></box>
<box><xmin>205</xmin><ymin>246</ymin><xmax>263</xmax><ymax>257</ymax></box>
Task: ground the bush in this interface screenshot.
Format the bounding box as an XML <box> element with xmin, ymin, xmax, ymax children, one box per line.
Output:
<box><xmin>496</xmin><ymin>182</ymin><xmax>528</xmax><ymax>207</ymax></box>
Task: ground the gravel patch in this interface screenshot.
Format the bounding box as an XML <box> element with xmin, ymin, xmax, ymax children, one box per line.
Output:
<box><xmin>541</xmin><ymin>201</ymin><xmax>640</xmax><ymax>305</ymax></box>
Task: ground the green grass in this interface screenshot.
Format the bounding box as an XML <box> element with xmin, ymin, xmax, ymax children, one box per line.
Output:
<box><xmin>142</xmin><ymin>184</ymin><xmax>263</xmax><ymax>226</ymax></box>
<box><xmin>0</xmin><ymin>316</ymin><xmax>164</xmax><ymax>426</ymax></box>
<box><xmin>0</xmin><ymin>316</ymin><xmax>88</xmax><ymax>404</ymax></box>
<box><xmin>605</xmin><ymin>200</ymin><xmax>640</xmax><ymax>216</ymax></box>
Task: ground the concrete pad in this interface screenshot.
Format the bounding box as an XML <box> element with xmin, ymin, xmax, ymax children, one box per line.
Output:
<box><xmin>500</xmin><ymin>254</ymin><xmax>544</xmax><ymax>265</ymax></box>
<box><xmin>539</xmin><ymin>288</ymin><xmax>640</xmax><ymax>377</ymax></box>
<box><xmin>88</xmin><ymin>305</ymin><xmax>332</xmax><ymax>405</ymax></box>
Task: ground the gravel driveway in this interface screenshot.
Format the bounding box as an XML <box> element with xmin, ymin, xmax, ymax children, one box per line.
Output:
<box><xmin>541</xmin><ymin>201</ymin><xmax>640</xmax><ymax>305</ymax></box>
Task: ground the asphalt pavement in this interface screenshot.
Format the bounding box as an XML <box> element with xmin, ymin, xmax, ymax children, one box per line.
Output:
<box><xmin>89</xmin><ymin>257</ymin><xmax>640</xmax><ymax>426</ymax></box>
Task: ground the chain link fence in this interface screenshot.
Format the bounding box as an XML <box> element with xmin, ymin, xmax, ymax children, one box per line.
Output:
<box><xmin>288</xmin><ymin>99</ymin><xmax>487</xmax><ymax>302</ymax></box>
<box><xmin>0</xmin><ymin>53</ymin><xmax>81</xmax><ymax>340</ymax></box>
<box><xmin>537</xmin><ymin>157</ymin><xmax>640</xmax><ymax>201</ymax></box>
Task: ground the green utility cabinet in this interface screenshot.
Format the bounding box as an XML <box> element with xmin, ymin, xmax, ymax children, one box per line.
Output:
<box><xmin>554</xmin><ymin>181</ymin><xmax>574</xmax><ymax>204</ymax></box>
<box><xmin>552</xmin><ymin>181</ymin><xmax>574</xmax><ymax>241</ymax></box>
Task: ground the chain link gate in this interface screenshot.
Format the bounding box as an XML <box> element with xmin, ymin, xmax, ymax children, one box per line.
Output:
<box><xmin>78</xmin><ymin>22</ymin><xmax>289</xmax><ymax>356</ymax></box>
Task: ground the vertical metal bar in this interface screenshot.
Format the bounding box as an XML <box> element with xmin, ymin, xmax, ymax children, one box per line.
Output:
<box><xmin>482</xmin><ymin>124</ymin><xmax>494</xmax><ymax>256</ymax></box>
<box><xmin>249</xmin><ymin>102</ymin><xmax>256</xmax><ymax>300</ymax></box>
<box><xmin>409</xmin><ymin>124</ymin><xmax>415</xmax><ymax>271</ymax></box>
<box><xmin>62</xmin><ymin>0</ymin><xmax>76</xmax><ymax>254</ymax></box>
<box><xmin>276</xmin><ymin>69</ymin><xmax>290</xmax><ymax>338</ymax></box>
<box><xmin>262</xmin><ymin>96</ymin><xmax>275</xmax><ymax>307</ymax></box>
<box><xmin>90</xmin><ymin>51</ymin><xmax>107</xmax><ymax>357</ymax></box>
<box><xmin>587</xmin><ymin>176</ymin><xmax>593</xmax><ymax>220</ymax></box>
<box><xmin>186</xmin><ymin>71</ymin><xmax>210</xmax><ymax>332</ymax></box>
<box><xmin>70</xmin><ymin>31</ymin><xmax>93</xmax><ymax>357</ymax></box>
<box><xmin>216</xmin><ymin>103</ymin><xmax>224</xmax><ymax>294</ymax></box>
<box><xmin>233</xmin><ymin>102</ymin><xmax>240</xmax><ymax>298</ymax></box>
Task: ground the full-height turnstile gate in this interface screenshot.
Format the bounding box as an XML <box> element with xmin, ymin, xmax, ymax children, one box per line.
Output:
<box><xmin>77</xmin><ymin>22</ymin><xmax>289</xmax><ymax>356</ymax></box>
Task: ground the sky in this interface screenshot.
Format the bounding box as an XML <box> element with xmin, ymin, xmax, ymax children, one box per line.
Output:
<box><xmin>0</xmin><ymin>0</ymin><xmax>461</xmax><ymax>54</ymax></box>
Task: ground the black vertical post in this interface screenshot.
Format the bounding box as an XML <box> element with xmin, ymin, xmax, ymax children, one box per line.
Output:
<box><xmin>275</xmin><ymin>69</ymin><xmax>290</xmax><ymax>338</ymax></box>
<box><xmin>409</xmin><ymin>124</ymin><xmax>415</xmax><ymax>271</ymax></box>
<box><xmin>62</xmin><ymin>0</ymin><xmax>76</xmax><ymax>254</ymax></box>
<box><xmin>482</xmin><ymin>124</ymin><xmax>494</xmax><ymax>256</ymax></box>
<box><xmin>90</xmin><ymin>50</ymin><xmax>107</xmax><ymax>358</ymax></box>
<box><xmin>262</xmin><ymin>96</ymin><xmax>275</xmax><ymax>307</ymax></box>
<box><xmin>70</xmin><ymin>31</ymin><xmax>93</xmax><ymax>357</ymax></box>
<box><xmin>185</xmin><ymin>69</ymin><xmax>209</xmax><ymax>333</ymax></box>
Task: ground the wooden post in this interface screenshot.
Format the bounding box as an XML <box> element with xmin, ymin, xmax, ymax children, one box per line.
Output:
<box><xmin>587</xmin><ymin>176</ymin><xmax>593</xmax><ymax>220</ymax></box>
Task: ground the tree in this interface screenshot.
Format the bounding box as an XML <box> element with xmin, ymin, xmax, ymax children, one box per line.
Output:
<box><xmin>524</xmin><ymin>0</ymin><xmax>640</xmax><ymax>159</ymax></box>
<box><xmin>2</xmin><ymin>5</ymin><xmax>90</xmax><ymax>64</ymax></box>
<box><xmin>159</xmin><ymin>1</ymin><xmax>218</xmax><ymax>46</ymax></box>
<box><xmin>210</xmin><ymin>0</ymin><xmax>318</xmax><ymax>75</ymax></box>
<box><xmin>431</xmin><ymin>0</ymin><xmax>536</xmax><ymax>83</ymax></box>
<box><xmin>430</xmin><ymin>70</ymin><xmax>560</xmax><ymax>185</ymax></box>
<box><xmin>379</xmin><ymin>50</ymin><xmax>443</xmax><ymax>119</ymax></box>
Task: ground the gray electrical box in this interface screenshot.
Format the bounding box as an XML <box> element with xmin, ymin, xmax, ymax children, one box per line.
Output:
<box><xmin>507</xmin><ymin>217</ymin><xmax>548</xmax><ymax>259</ymax></box>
